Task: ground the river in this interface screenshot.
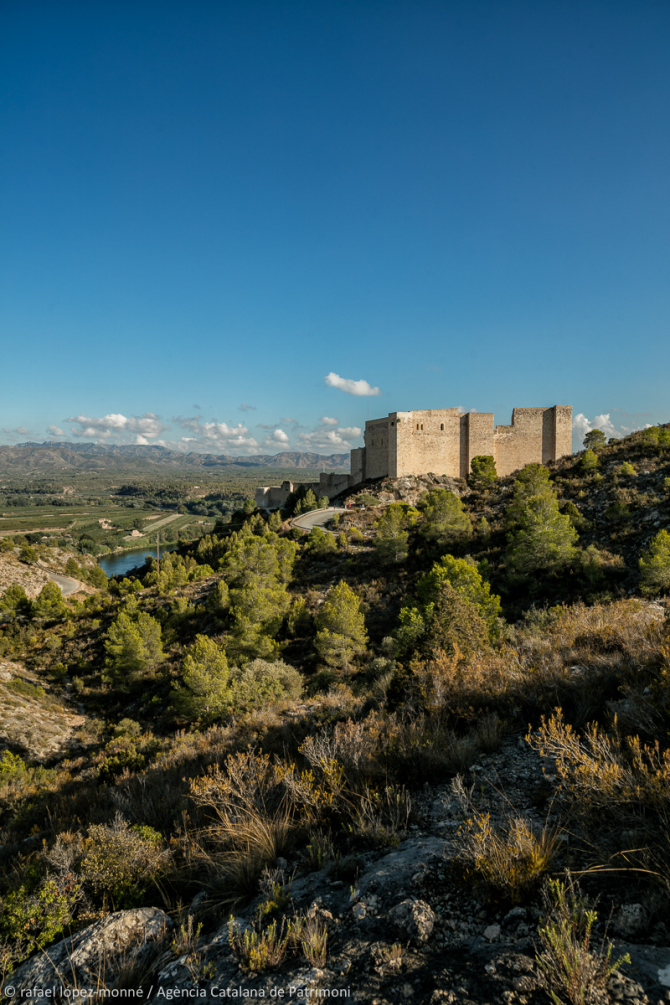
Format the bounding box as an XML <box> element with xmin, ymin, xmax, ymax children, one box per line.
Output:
<box><xmin>98</xmin><ymin>543</ymin><xmax>179</xmax><ymax>578</ymax></box>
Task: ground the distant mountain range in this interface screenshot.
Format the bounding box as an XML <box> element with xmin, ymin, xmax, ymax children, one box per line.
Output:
<box><xmin>0</xmin><ymin>442</ymin><xmax>350</xmax><ymax>475</ymax></box>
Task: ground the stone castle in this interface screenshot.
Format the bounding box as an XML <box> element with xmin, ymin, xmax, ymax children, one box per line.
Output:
<box><xmin>255</xmin><ymin>404</ymin><xmax>573</xmax><ymax>509</ymax></box>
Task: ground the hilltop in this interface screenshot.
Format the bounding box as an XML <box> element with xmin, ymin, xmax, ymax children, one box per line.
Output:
<box><xmin>0</xmin><ymin>424</ymin><xmax>669</xmax><ymax>1004</ymax></box>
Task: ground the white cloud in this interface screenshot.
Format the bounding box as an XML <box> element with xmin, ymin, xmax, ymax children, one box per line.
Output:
<box><xmin>298</xmin><ymin>425</ymin><xmax>362</xmax><ymax>451</ymax></box>
<box><xmin>47</xmin><ymin>425</ymin><xmax>65</xmax><ymax>437</ymax></box>
<box><xmin>238</xmin><ymin>403</ymin><xmax>257</xmax><ymax>412</ymax></box>
<box><xmin>573</xmin><ymin>410</ymin><xmax>656</xmax><ymax>445</ymax></box>
<box><xmin>320</xmin><ymin>416</ymin><xmax>339</xmax><ymax>425</ymax></box>
<box><xmin>135</xmin><ymin>435</ymin><xmax>149</xmax><ymax>445</ymax></box>
<box><xmin>173</xmin><ymin>415</ymin><xmax>259</xmax><ymax>452</ymax></box>
<box><xmin>1</xmin><ymin>426</ymin><xmax>32</xmax><ymax>439</ymax></box>
<box><xmin>324</xmin><ymin>372</ymin><xmax>381</xmax><ymax>396</ymax></box>
<box><xmin>66</xmin><ymin>412</ymin><xmax>168</xmax><ymax>441</ymax></box>
<box><xmin>264</xmin><ymin>428</ymin><xmax>290</xmax><ymax>447</ymax></box>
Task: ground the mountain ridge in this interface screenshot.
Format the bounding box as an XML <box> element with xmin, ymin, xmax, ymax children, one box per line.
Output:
<box><xmin>0</xmin><ymin>441</ymin><xmax>350</xmax><ymax>474</ymax></box>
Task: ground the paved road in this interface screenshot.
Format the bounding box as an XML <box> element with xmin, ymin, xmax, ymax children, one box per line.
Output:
<box><xmin>44</xmin><ymin>571</ymin><xmax>82</xmax><ymax>596</ymax></box>
<box><xmin>291</xmin><ymin>507</ymin><xmax>347</xmax><ymax>534</ymax></box>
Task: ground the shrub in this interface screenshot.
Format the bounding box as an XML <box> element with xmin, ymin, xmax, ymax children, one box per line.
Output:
<box><xmin>417</xmin><ymin>554</ymin><xmax>502</xmax><ymax>640</ymax></box>
<box><xmin>454</xmin><ymin>789</ymin><xmax>558</xmax><ymax>904</ymax></box>
<box><xmin>231</xmin><ymin>658</ymin><xmax>303</xmax><ymax>711</ymax></box>
<box><xmin>0</xmin><ymin>876</ymin><xmax>81</xmax><ymax>972</ymax></box>
<box><xmin>581</xmin><ymin>448</ymin><xmax>599</xmax><ymax>471</ymax></box>
<box><xmin>468</xmin><ymin>454</ymin><xmax>497</xmax><ymax>486</ymax></box>
<box><xmin>639</xmin><ymin>529</ymin><xmax>670</xmax><ymax>595</ymax></box>
<box><xmin>80</xmin><ymin>813</ymin><xmax>166</xmax><ymax>908</ymax></box>
<box><xmin>536</xmin><ymin>876</ymin><xmax>630</xmax><ymax>1005</ymax></box>
<box><xmin>426</xmin><ymin>582</ymin><xmax>490</xmax><ymax>658</ymax></box>
<box><xmin>620</xmin><ymin>461</ymin><xmax>636</xmax><ymax>476</ymax></box>
<box><xmin>306</xmin><ymin>527</ymin><xmax>336</xmax><ymax>554</ymax></box>
<box><xmin>19</xmin><ymin>545</ymin><xmax>38</xmax><ymax>565</ymax></box>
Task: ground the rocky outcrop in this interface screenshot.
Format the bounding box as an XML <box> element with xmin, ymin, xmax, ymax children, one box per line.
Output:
<box><xmin>9</xmin><ymin>907</ymin><xmax>171</xmax><ymax>991</ymax></box>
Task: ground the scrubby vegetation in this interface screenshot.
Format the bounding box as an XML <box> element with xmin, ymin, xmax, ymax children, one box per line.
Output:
<box><xmin>1</xmin><ymin>424</ymin><xmax>670</xmax><ymax>1000</ymax></box>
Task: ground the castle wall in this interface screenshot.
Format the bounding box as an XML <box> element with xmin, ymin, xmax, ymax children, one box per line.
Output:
<box><xmin>493</xmin><ymin>406</ymin><xmax>572</xmax><ymax>476</ymax></box>
<box><xmin>356</xmin><ymin>404</ymin><xmax>573</xmax><ymax>484</ymax></box>
<box><xmin>364</xmin><ymin>417</ymin><xmax>391</xmax><ymax>479</ymax></box>
<box><xmin>255</xmin><ymin>480</ymin><xmax>322</xmax><ymax>510</ymax></box>
<box><xmin>464</xmin><ymin>412</ymin><xmax>495</xmax><ymax>478</ymax></box>
<box><xmin>554</xmin><ymin>405</ymin><xmax>573</xmax><ymax>462</ymax></box>
<box><xmin>350</xmin><ymin>448</ymin><xmax>365</xmax><ymax>484</ymax></box>
<box><xmin>319</xmin><ymin>472</ymin><xmax>351</xmax><ymax>498</ymax></box>
<box><xmin>395</xmin><ymin>408</ymin><xmax>462</xmax><ymax>478</ymax></box>
<box><xmin>256</xmin><ymin>405</ymin><xmax>573</xmax><ymax>505</ymax></box>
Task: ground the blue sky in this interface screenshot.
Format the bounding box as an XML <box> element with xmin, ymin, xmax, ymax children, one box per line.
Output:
<box><xmin>1</xmin><ymin>0</ymin><xmax>669</xmax><ymax>456</ymax></box>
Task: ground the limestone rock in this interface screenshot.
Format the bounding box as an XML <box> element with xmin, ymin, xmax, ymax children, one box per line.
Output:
<box><xmin>392</xmin><ymin>898</ymin><xmax>436</xmax><ymax>944</ymax></box>
<box><xmin>615</xmin><ymin>904</ymin><xmax>648</xmax><ymax>939</ymax></box>
<box><xmin>10</xmin><ymin>907</ymin><xmax>171</xmax><ymax>991</ymax></box>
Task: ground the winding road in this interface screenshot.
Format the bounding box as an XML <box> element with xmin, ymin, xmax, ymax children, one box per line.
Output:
<box><xmin>46</xmin><ymin>571</ymin><xmax>82</xmax><ymax>596</ymax></box>
<box><xmin>291</xmin><ymin>507</ymin><xmax>347</xmax><ymax>534</ymax></box>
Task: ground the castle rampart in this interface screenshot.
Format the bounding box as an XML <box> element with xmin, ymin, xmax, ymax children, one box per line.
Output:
<box><xmin>255</xmin><ymin>404</ymin><xmax>572</xmax><ymax>508</ymax></box>
<box><xmin>352</xmin><ymin>404</ymin><xmax>572</xmax><ymax>482</ymax></box>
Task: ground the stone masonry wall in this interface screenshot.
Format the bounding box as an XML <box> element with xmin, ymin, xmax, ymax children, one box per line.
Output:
<box><xmin>363</xmin><ymin>404</ymin><xmax>573</xmax><ymax>483</ymax></box>
<box><xmin>256</xmin><ymin>405</ymin><xmax>573</xmax><ymax>505</ymax></box>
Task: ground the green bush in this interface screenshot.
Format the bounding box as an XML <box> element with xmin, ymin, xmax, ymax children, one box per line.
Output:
<box><xmin>80</xmin><ymin>813</ymin><xmax>165</xmax><ymax>908</ymax></box>
<box><xmin>581</xmin><ymin>449</ymin><xmax>599</xmax><ymax>471</ymax></box>
<box><xmin>306</xmin><ymin>527</ymin><xmax>336</xmax><ymax>554</ymax></box>
<box><xmin>468</xmin><ymin>455</ymin><xmax>497</xmax><ymax>486</ymax></box>
<box><xmin>0</xmin><ymin>877</ymin><xmax>80</xmax><ymax>971</ymax></box>
<box><xmin>315</xmin><ymin>581</ymin><xmax>368</xmax><ymax>670</ymax></box>
<box><xmin>172</xmin><ymin>634</ymin><xmax>233</xmax><ymax>723</ymax></box>
<box><xmin>34</xmin><ymin>581</ymin><xmax>68</xmax><ymax>621</ymax></box>
<box><xmin>639</xmin><ymin>529</ymin><xmax>670</xmax><ymax>596</ymax></box>
<box><xmin>417</xmin><ymin>554</ymin><xmax>502</xmax><ymax>640</ymax></box>
<box><xmin>232</xmin><ymin>658</ymin><xmax>303</xmax><ymax>711</ymax></box>
<box><xmin>418</xmin><ymin>488</ymin><xmax>472</xmax><ymax>547</ymax></box>
<box><xmin>506</xmin><ymin>464</ymin><xmax>578</xmax><ymax>576</ymax></box>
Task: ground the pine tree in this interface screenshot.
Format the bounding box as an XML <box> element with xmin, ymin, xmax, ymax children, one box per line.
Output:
<box><xmin>173</xmin><ymin>635</ymin><xmax>232</xmax><ymax>722</ymax></box>
<box><xmin>315</xmin><ymin>581</ymin><xmax>368</xmax><ymax>670</ymax></box>
<box><xmin>374</xmin><ymin>504</ymin><xmax>409</xmax><ymax>564</ymax></box>
<box><xmin>639</xmin><ymin>529</ymin><xmax>670</xmax><ymax>595</ymax></box>
<box><xmin>417</xmin><ymin>554</ymin><xmax>502</xmax><ymax>638</ymax></box>
<box><xmin>33</xmin><ymin>581</ymin><xmax>67</xmax><ymax>620</ymax></box>
<box><xmin>506</xmin><ymin>465</ymin><xmax>578</xmax><ymax>576</ymax></box>
<box><xmin>583</xmin><ymin>429</ymin><xmax>607</xmax><ymax>451</ymax></box>
<box><xmin>105</xmin><ymin>609</ymin><xmax>164</xmax><ymax>690</ymax></box>
<box><xmin>425</xmin><ymin>581</ymin><xmax>490</xmax><ymax>659</ymax></box>
<box><xmin>419</xmin><ymin>488</ymin><xmax>472</xmax><ymax>547</ymax></box>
